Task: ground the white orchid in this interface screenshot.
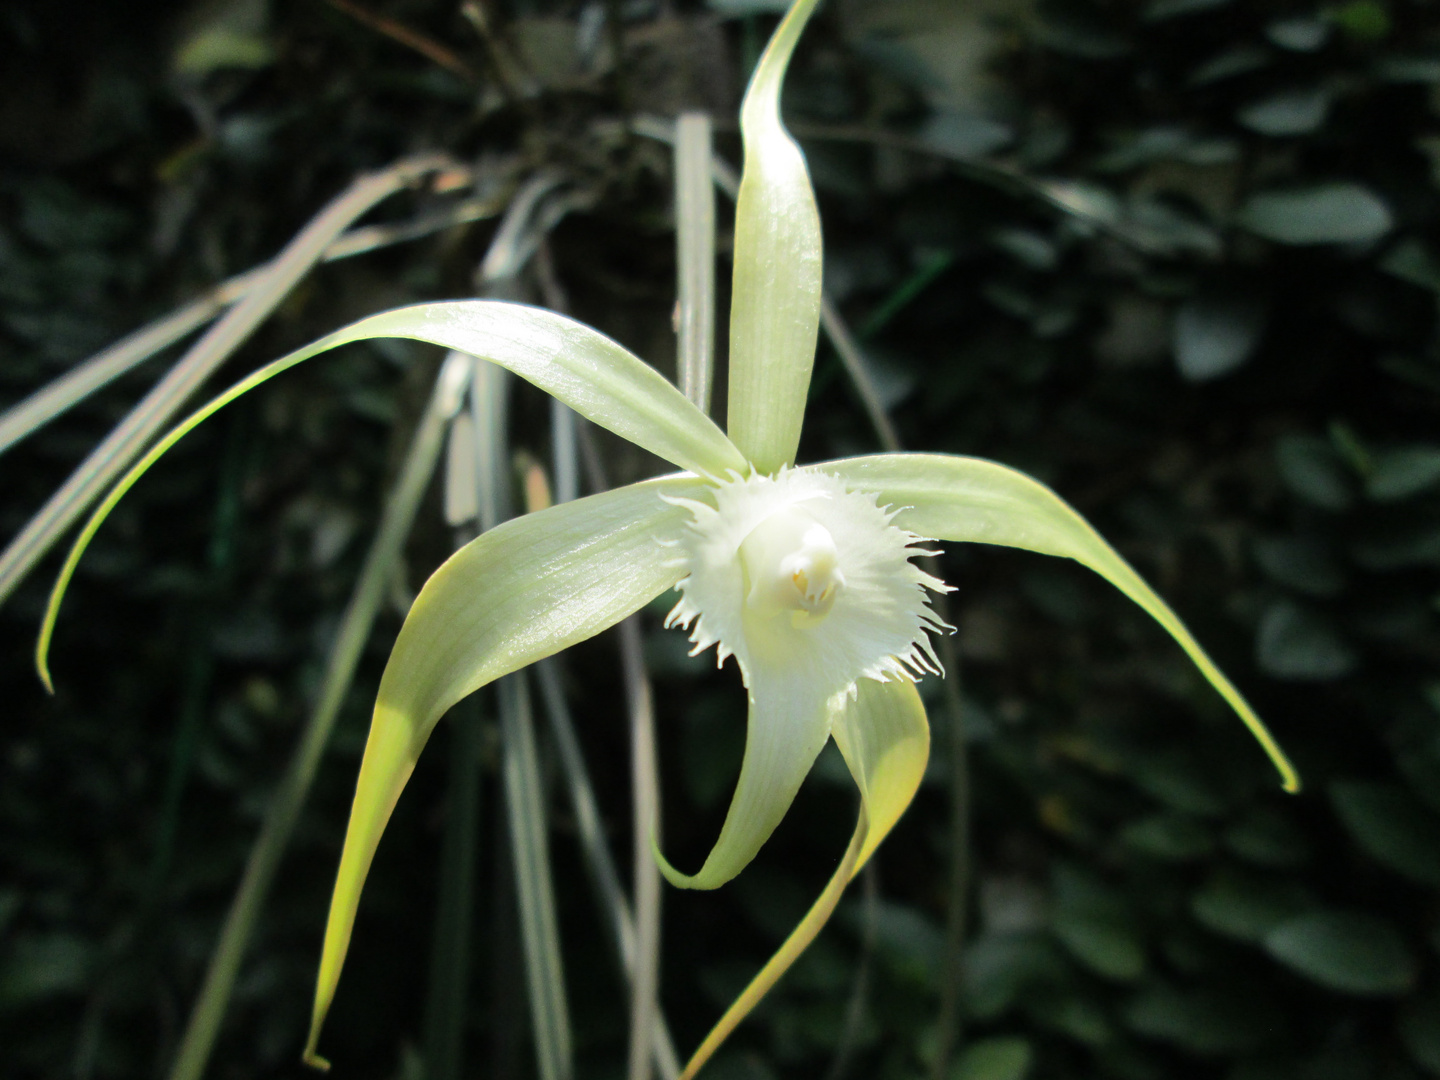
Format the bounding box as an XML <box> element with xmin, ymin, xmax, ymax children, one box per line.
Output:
<box><xmin>38</xmin><ymin>0</ymin><xmax>1297</xmax><ymax>1075</ymax></box>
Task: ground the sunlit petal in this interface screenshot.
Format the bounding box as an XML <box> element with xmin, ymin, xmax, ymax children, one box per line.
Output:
<box><xmin>726</xmin><ymin>0</ymin><xmax>824</xmax><ymax>473</ymax></box>
<box><xmin>654</xmin><ymin>657</ymin><xmax>836</xmax><ymax>891</ymax></box>
<box><xmin>303</xmin><ymin>474</ymin><xmax>709</xmax><ymax>1067</ymax></box>
<box><xmin>831</xmin><ymin>675</ymin><xmax>931</xmax><ymax>872</ymax></box>
<box><xmin>817</xmin><ymin>452</ymin><xmax>1301</xmax><ymax>793</ymax></box>
<box><xmin>338</xmin><ymin>302</ymin><xmax>746</xmax><ymax>479</ymax></box>
<box><xmin>675</xmin><ymin>678</ymin><xmax>929</xmax><ymax>1080</ymax></box>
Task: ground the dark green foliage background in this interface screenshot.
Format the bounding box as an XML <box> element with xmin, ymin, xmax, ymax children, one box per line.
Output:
<box><xmin>2</xmin><ymin>0</ymin><xmax>1438</xmax><ymax>1078</ymax></box>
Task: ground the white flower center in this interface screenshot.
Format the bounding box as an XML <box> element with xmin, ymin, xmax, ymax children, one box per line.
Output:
<box><xmin>739</xmin><ymin>506</ymin><xmax>845</xmax><ymax>623</ymax></box>
<box><xmin>663</xmin><ymin>468</ymin><xmax>951</xmax><ymax>690</ymax></box>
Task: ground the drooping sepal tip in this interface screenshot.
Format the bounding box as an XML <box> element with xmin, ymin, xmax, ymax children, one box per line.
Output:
<box><xmin>302</xmin><ymin>1049</ymin><xmax>331</xmax><ymax>1072</ymax></box>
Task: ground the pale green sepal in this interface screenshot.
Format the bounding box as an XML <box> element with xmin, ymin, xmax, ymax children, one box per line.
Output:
<box><xmin>675</xmin><ymin>678</ymin><xmax>928</xmax><ymax>1080</ymax></box>
<box><xmin>655</xmin><ymin>658</ymin><xmax>836</xmax><ymax>891</ymax></box>
<box><xmin>818</xmin><ymin>453</ymin><xmax>1301</xmax><ymax>794</ymax></box>
<box><xmin>343</xmin><ymin>302</ymin><xmax>745</xmax><ymax>479</ymax></box>
<box><xmin>303</xmin><ymin>475</ymin><xmax>708</xmax><ymax>1066</ymax></box>
<box><xmin>831</xmin><ymin>677</ymin><xmax>931</xmax><ymax>872</ymax></box>
<box><xmin>726</xmin><ymin>0</ymin><xmax>825</xmax><ymax>473</ymax></box>
<box><xmin>36</xmin><ymin>302</ymin><xmax>744</xmax><ymax>689</ymax></box>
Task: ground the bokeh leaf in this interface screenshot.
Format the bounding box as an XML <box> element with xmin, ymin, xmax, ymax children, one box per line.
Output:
<box><xmin>1329</xmin><ymin>781</ymin><xmax>1440</xmax><ymax>886</ymax></box>
<box><xmin>1238</xmin><ymin>184</ymin><xmax>1394</xmax><ymax>245</ymax></box>
<box><xmin>1264</xmin><ymin>912</ymin><xmax>1417</xmax><ymax>995</ymax></box>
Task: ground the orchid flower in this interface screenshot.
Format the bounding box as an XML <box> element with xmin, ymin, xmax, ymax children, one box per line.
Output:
<box><xmin>38</xmin><ymin>0</ymin><xmax>1299</xmax><ymax>1075</ymax></box>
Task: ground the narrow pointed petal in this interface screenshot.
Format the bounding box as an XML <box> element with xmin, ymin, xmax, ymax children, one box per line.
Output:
<box><xmin>678</xmin><ymin>814</ymin><xmax>866</xmax><ymax>1080</ymax></box>
<box><xmin>38</xmin><ymin>303</ymin><xmax>746</xmax><ymax>687</ymax></box>
<box><xmin>726</xmin><ymin>0</ymin><xmax>824</xmax><ymax>473</ymax></box>
<box><xmin>655</xmin><ymin>659</ymin><xmax>836</xmax><ymax>891</ymax></box>
<box><xmin>676</xmin><ymin>678</ymin><xmax>928</xmax><ymax>1080</ymax></box>
<box><xmin>818</xmin><ymin>453</ymin><xmax>1301</xmax><ymax>793</ymax></box>
<box><xmin>303</xmin><ymin>475</ymin><xmax>708</xmax><ymax>1067</ymax></box>
<box><xmin>340</xmin><ymin>302</ymin><xmax>746</xmax><ymax>479</ymax></box>
<box><xmin>830</xmin><ymin>677</ymin><xmax>931</xmax><ymax>872</ymax></box>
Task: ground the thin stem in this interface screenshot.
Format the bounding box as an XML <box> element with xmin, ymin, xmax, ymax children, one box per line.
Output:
<box><xmin>622</xmin><ymin>616</ymin><xmax>662</xmax><ymax>1080</ymax></box>
<box><xmin>421</xmin><ymin>694</ymin><xmax>484</xmax><ymax>1080</ymax></box>
<box><xmin>674</xmin><ymin>113</ymin><xmax>716</xmax><ymax>415</ymax></box>
<box><xmin>470</xmin><ymin>346</ymin><xmax>573</xmax><ymax>1080</ymax></box>
<box><xmin>322</xmin><ymin>0</ymin><xmax>479</xmax><ymax>82</ymax></box>
<box><xmin>500</xmin><ymin>671</ymin><xmax>573</xmax><ymax>1080</ymax></box>
<box><xmin>533</xmin><ymin>660</ymin><xmax>682</xmax><ymax>1080</ymax></box>
<box><xmin>0</xmin><ymin>153</ymin><xmax>454</xmax><ymax>609</ymax></box>
<box><xmin>818</xmin><ymin>298</ymin><xmax>901</xmax><ymax>454</ymax></box>
<box><xmin>822</xmin><ymin>862</ymin><xmax>877</xmax><ymax>1080</ymax></box>
<box><xmin>927</xmin><ymin>616</ymin><xmax>969</xmax><ymax>1080</ymax></box>
<box><xmin>165</xmin><ymin>351</ymin><xmax>471</xmax><ymax>1080</ymax></box>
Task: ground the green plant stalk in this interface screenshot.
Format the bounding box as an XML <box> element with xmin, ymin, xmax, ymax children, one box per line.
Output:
<box><xmin>0</xmin><ymin>153</ymin><xmax>454</xmax><ymax>609</ymax></box>
<box><xmin>927</xmin><ymin>623</ymin><xmax>969</xmax><ymax>1080</ymax></box>
<box><xmin>533</xmin><ymin>658</ymin><xmax>681</xmax><ymax>1079</ymax></box>
<box><xmin>421</xmin><ymin>695</ymin><xmax>484</xmax><ymax>1080</ymax></box>
<box><xmin>818</xmin><ymin>298</ymin><xmax>900</xmax><ymax>454</ymax></box>
<box><xmin>471</xmin><ymin>352</ymin><xmax>574</xmax><ymax>1080</ymax></box>
<box><xmin>147</xmin><ymin>411</ymin><xmax>249</xmax><ymax>899</ymax></box>
<box><xmin>622</xmin><ymin>614</ymin><xmax>662</xmax><ymax>1080</ymax></box>
<box><xmin>675</xmin><ymin>113</ymin><xmax>716</xmax><ymax>415</ymax></box>
<box><xmin>164</xmin><ymin>351</ymin><xmax>471</xmax><ymax>1080</ymax></box>
<box><xmin>501</xmin><ymin>671</ymin><xmax>573</xmax><ymax>1080</ymax></box>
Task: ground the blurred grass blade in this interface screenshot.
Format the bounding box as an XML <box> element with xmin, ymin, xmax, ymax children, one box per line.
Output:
<box><xmin>621</xmin><ymin>615</ymin><xmax>662</xmax><ymax>1080</ymax></box>
<box><xmin>533</xmin><ymin>659</ymin><xmax>681</xmax><ymax>1080</ymax></box>
<box><xmin>675</xmin><ymin>113</ymin><xmax>716</xmax><ymax>415</ymax></box>
<box><xmin>821</xmin><ymin>452</ymin><xmax>1301</xmax><ymax>792</ymax></box>
<box><xmin>534</xmin><ymin>409</ymin><xmax>677</xmax><ymax>1079</ymax></box>
<box><xmin>166</xmin><ymin>351</ymin><xmax>472</xmax><ymax>1080</ymax></box>
<box><xmin>422</xmin><ymin>697</ymin><xmax>484</xmax><ymax>1080</ymax></box>
<box><xmin>0</xmin><ymin>269</ymin><xmax>260</xmax><ymax>458</ymax></box>
<box><xmin>0</xmin><ymin>153</ymin><xmax>454</xmax><ymax>609</ymax></box>
<box><xmin>818</xmin><ymin>297</ymin><xmax>900</xmax><ymax>454</ymax></box>
<box><xmin>0</xmin><ymin>183</ymin><xmax>505</xmax><ymax>461</ymax></box>
<box><xmin>501</xmin><ymin>671</ymin><xmax>572</xmax><ymax>1080</ymax></box>
<box><xmin>470</xmin><ymin>339</ymin><xmax>573</xmax><ymax>1080</ymax></box>
<box><xmin>725</xmin><ymin>0</ymin><xmax>823</xmax><ymax>472</ymax></box>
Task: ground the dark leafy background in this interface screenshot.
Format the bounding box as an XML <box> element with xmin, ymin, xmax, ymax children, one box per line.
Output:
<box><xmin>3</xmin><ymin>0</ymin><xmax>1439</xmax><ymax>1078</ymax></box>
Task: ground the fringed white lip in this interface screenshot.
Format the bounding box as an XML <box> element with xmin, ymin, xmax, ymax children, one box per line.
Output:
<box><xmin>663</xmin><ymin>468</ymin><xmax>952</xmax><ymax>699</ymax></box>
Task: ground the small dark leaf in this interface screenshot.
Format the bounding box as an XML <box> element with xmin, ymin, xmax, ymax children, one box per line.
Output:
<box><xmin>1276</xmin><ymin>435</ymin><xmax>1355</xmax><ymax>510</ymax></box>
<box><xmin>1191</xmin><ymin>871</ymin><xmax>1314</xmax><ymax>942</ymax></box>
<box><xmin>1265</xmin><ymin>912</ymin><xmax>1416</xmax><ymax>995</ymax></box>
<box><xmin>1329</xmin><ymin>781</ymin><xmax>1440</xmax><ymax>886</ymax></box>
<box><xmin>1237</xmin><ymin>88</ymin><xmax>1331</xmax><ymax>136</ymax></box>
<box><xmin>1399</xmin><ymin>992</ymin><xmax>1440</xmax><ymax>1074</ymax></box>
<box><xmin>1367</xmin><ymin>446</ymin><xmax>1440</xmax><ymax>501</ymax></box>
<box><xmin>1266</xmin><ymin>18</ymin><xmax>1330</xmax><ymax>51</ymax></box>
<box><xmin>951</xmin><ymin>1036</ymin><xmax>1033</xmax><ymax>1080</ymax></box>
<box><xmin>1238</xmin><ymin>184</ymin><xmax>1393</xmax><ymax>245</ymax></box>
<box><xmin>1252</xmin><ymin>535</ymin><xmax>1345</xmax><ymax>597</ymax></box>
<box><xmin>1256</xmin><ymin>600</ymin><xmax>1357</xmax><ymax>680</ymax></box>
<box><xmin>1174</xmin><ymin>293</ymin><xmax>1266</xmax><ymax>380</ymax></box>
<box><xmin>0</xmin><ymin>934</ymin><xmax>93</xmax><ymax>1006</ymax></box>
